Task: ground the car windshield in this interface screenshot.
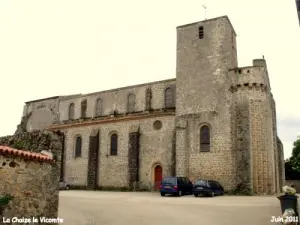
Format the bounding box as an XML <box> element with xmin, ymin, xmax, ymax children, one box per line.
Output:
<box><xmin>161</xmin><ymin>177</ymin><xmax>176</xmax><ymax>184</ymax></box>
<box><xmin>194</xmin><ymin>180</ymin><xmax>207</xmax><ymax>186</ymax></box>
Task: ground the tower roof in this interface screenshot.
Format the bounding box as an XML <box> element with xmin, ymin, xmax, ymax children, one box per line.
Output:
<box><xmin>176</xmin><ymin>15</ymin><xmax>237</xmax><ymax>36</ymax></box>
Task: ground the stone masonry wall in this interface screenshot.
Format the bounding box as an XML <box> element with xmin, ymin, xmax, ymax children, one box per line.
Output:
<box><xmin>0</xmin><ymin>130</ymin><xmax>63</xmax><ymax>222</ymax></box>
<box><xmin>62</xmin><ymin>115</ymin><xmax>175</xmax><ymax>190</ymax></box>
<box><xmin>271</xmin><ymin>96</ymin><xmax>280</xmax><ymax>193</ymax></box>
<box><xmin>58</xmin><ymin>79</ymin><xmax>176</xmax><ymax>121</ymax></box>
<box><xmin>278</xmin><ymin>138</ymin><xmax>285</xmax><ymax>188</ymax></box>
<box><xmin>235</xmin><ymin>98</ymin><xmax>252</xmax><ymax>193</ymax></box>
<box><xmin>175</xmin><ymin>118</ymin><xmax>187</xmax><ymax>177</ymax></box>
<box><xmin>87</xmin><ymin>130</ymin><xmax>100</xmax><ymax>190</ymax></box>
<box><xmin>185</xmin><ymin>112</ymin><xmax>237</xmax><ymax>191</ymax></box>
<box><xmin>0</xmin><ymin>155</ymin><xmax>55</xmax><ymax>224</ymax></box>
<box><xmin>128</xmin><ymin>131</ymin><xmax>140</xmax><ymax>189</ymax></box>
<box><xmin>249</xmin><ymin>98</ymin><xmax>275</xmax><ymax>194</ymax></box>
<box><xmin>232</xmin><ymin>58</ymin><xmax>279</xmax><ymax>194</ymax></box>
<box><xmin>175</xmin><ymin>17</ymin><xmax>238</xmax><ymax>191</ymax></box>
<box><xmin>24</xmin><ymin>97</ymin><xmax>60</xmax><ymax>132</ymax></box>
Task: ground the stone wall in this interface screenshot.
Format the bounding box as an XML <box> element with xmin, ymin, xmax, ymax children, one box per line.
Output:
<box><xmin>87</xmin><ymin>130</ymin><xmax>100</xmax><ymax>190</ymax></box>
<box><xmin>128</xmin><ymin>130</ymin><xmax>140</xmax><ymax>189</ymax></box>
<box><xmin>0</xmin><ymin>154</ymin><xmax>55</xmax><ymax>224</ymax></box>
<box><xmin>249</xmin><ymin>96</ymin><xmax>276</xmax><ymax>194</ymax></box>
<box><xmin>60</xmin><ymin>114</ymin><xmax>175</xmax><ymax>190</ymax></box>
<box><xmin>182</xmin><ymin>112</ymin><xmax>237</xmax><ymax>191</ymax></box>
<box><xmin>23</xmin><ymin>97</ymin><xmax>60</xmax><ymax>132</ymax></box>
<box><xmin>271</xmin><ymin>96</ymin><xmax>280</xmax><ymax>193</ymax></box>
<box><xmin>0</xmin><ymin>130</ymin><xmax>63</xmax><ymax>223</ymax></box>
<box><xmin>233</xmin><ymin>87</ymin><xmax>276</xmax><ymax>195</ymax></box>
<box><xmin>175</xmin><ymin>17</ymin><xmax>238</xmax><ymax>191</ymax></box>
<box><xmin>230</xmin><ymin>55</ymin><xmax>279</xmax><ymax>195</ymax></box>
<box><xmin>278</xmin><ymin>138</ymin><xmax>285</xmax><ymax>188</ymax></box>
<box><xmin>58</xmin><ymin>79</ymin><xmax>176</xmax><ymax>121</ymax></box>
<box><xmin>0</xmin><ymin>130</ymin><xmax>63</xmax><ymax>163</ymax></box>
<box><xmin>235</xmin><ymin>98</ymin><xmax>252</xmax><ymax>193</ymax></box>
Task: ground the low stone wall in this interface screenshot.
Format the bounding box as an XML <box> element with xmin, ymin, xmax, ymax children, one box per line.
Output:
<box><xmin>0</xmin><ymin>130</ymin><xmax>63</xmax><ymax>159</ymax></box>
<box><xmin>0</xmin><ymin>130</ymin><xmax>63</xmax><ymax>224</ymax></box>
<box><xmin>0</xmin><ymin>155</ymin><xmax>55</xmax><ymax>221</ymax></box>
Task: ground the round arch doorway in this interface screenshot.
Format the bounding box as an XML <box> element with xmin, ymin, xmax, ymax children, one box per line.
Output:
<box><xmin>154</xmin><ymin>165</ymin><xmax>163</xmax><ymax>190</ymax></box>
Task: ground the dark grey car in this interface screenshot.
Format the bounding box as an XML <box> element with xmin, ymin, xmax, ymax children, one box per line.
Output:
<box><xmin>192</xmin><ymin>179</ymin><xmax>224</xmax><ymax>197</ymax></box>
<box><xmin>59</xmin><ymin>180</ymin><xmax>70</xmax><ymax>190</ymax></box>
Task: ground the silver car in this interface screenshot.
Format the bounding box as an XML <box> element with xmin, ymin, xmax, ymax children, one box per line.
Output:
<box><xmin>59</xmin><ymin>180</ymin><xmax>70</xmax><ymax>190</ymax></box>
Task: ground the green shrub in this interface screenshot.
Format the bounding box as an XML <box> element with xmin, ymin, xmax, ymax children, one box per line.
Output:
<box><xmin>0</xmin><ymin>194</ymin><xmax>14</xmax><ymax>206</ymax></box>
<box><xmin>231</xmin><ymin>183</ymin><xmax>253</xmax><ymax>196</ymax></box>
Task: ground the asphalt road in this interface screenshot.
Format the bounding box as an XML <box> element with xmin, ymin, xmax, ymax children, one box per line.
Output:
<box><xmin>58</xmin><ymin>191</ymin><xmax>282</xmax><ymax>225</ymax></box>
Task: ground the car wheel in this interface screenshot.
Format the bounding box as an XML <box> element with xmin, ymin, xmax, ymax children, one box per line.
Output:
<box><xmin>65</xmin><ymin>185</ymin><xmax>70</xmax><ymax>190</ymax></box>
<box><xmin>178</xmin><ymin>190</ymin><xmax>183</xmax><ymax>197</ymax></box>
<box><xmin>210</xmin><ymin>191</ymin><xmax>215</xmax><ymax>197</ymax></box>
<box><xmin>194</xmin><ymin>193</ymin><xmax>198</xmax><ymax>197</ymax></box>
<box><xmin>160</xmin><ymin>193</ymin><xmax>165</xmax><ymax>197</ymax></box>
<box><xmin>220</xmin><ymin>190</ymin><xmax>224</xmax><ymax>196</ymax></box>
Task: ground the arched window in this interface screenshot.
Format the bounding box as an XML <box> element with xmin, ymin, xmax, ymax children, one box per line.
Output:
<box><xmin>165</xmin><ymin>87</ymin><xmax>174</xmax><ymax>108</ymax></box>
<box><xmin>127</xmin><ymin>93</ymin><xmax>136</xmax><ymax>113</ymax></box>
<box><xmin>69</xmin><ymin>103</ymin><xmax>75</xmax><ymax>120</ymax></box>
<box><xmin>75</xmin><ymin>136</ymin><xmax>82</xmax><ymax>158</ymax></box>
<box><xmin>199</xmin><ymin>26</ymin><xmax>204</xmax><ymax>39</ymax></box>
<box><xmin>200</xmin><ymin>125</ymin><xmax>210</xmax><ymax>152</ymax></box>
<box><xmin>110</xmin><ymin>133</ymin><xmax>118</xmax><ymax>156</ymax></box>
<box><xmin>81</xmin><ymin>99</ymin><xmax>87</xmax><ymax>118</ymax></box>
<box><xmin>95</xmin><ymin>98</ymin><xmax>102</xmax><ymax>117</ymax></box>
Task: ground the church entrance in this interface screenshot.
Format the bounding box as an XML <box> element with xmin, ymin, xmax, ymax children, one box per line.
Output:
<box><xmin>154</xmin><ymin>165</ymin><xmax>162</xmax><ymax>190</ymax></box>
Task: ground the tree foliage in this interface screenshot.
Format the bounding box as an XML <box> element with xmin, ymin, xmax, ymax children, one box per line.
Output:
<box><xmin>289</xmin><ymin>139</ymin><xmax>300</xmax><ymax>172</ymax></box>
<box><xmin>285</xmin><ymin>139</ymin><xmax>300</xmax><ymax>180</ymax></box>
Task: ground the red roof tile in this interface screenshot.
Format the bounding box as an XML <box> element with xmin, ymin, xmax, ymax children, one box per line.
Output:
<box><xmin>0</xmin><ymin>145</ymin><xmax>54</xmax><ymax>163</ymax></box>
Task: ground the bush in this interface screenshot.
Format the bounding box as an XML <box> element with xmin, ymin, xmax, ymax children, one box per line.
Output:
<box><xmin>0</xmin><ymin>194</ymin><xmax>14</xmax><ymax>216</ymax></box>
<box><xmin>0</xmin><ymin>194</ymin><xmax>14</xmax><ymax>205</ymax></box>
<box><xmin>227</xmin><ymin>183</ymin><xmax>253</xmax><ymax>196</ymax></box>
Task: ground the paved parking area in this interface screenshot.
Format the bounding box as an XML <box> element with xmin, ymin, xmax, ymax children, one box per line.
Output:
<box><xmin>58</xmin><ymin>191</ymin><xmax>282</xmax><ymax>225</ymax></box>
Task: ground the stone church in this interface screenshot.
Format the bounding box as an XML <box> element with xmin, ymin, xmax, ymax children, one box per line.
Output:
<box><xmin>19</xmin><ymin>16</ymin><xmax>285</xmax><ymax>194</ymax></box>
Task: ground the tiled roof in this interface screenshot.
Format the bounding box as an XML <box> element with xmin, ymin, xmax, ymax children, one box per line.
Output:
<box><xmin>0</xmin><ymin>146</ymin><xmax>54</xmax><ymax>163</ymax></box>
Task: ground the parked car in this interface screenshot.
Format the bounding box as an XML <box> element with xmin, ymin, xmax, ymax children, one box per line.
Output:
<box><xmin>160</xmin><ymin>176</ymin><xmax>193</xmax><ymax>197</ymax></box>
<box><xmin>59</xmin><ymin>179</ymin><xmax>70</xmax><ymax>190</ymax></box>
<box><xmin>192</xmin><ymin>179</ymin><xmax>224</xmax><ymax>197</ymax></box>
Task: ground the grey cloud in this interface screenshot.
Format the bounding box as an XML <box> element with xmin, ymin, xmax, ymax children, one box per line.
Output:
<box><xmin>277</xmin><ymin>116</ymin><xmax>300</xmax><ymax>142</ymax></box>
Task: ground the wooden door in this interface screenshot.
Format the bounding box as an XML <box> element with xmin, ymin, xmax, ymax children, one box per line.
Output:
<box><xmin>154</xmin><ymin>165</ymin><xmax>163</xmax><ymax>190</ymax></box>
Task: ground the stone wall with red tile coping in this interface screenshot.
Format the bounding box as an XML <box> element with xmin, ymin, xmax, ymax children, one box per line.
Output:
<box><xmin>0</xmin><ymin>130</ymin><xmax>63</xmax><ymax>224</ymax></box>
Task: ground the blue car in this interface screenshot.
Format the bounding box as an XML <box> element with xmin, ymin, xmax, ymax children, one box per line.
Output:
<box><xmin>159</xmin><ymin>176</ymin><xmax>193</xmax><ymax>197</ymax></box>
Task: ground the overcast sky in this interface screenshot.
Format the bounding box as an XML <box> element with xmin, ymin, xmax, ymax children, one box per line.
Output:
<box><xmin>0</xmin><ymin>0</ymin><xmax>299</xmax><ymax>159</ymax></box>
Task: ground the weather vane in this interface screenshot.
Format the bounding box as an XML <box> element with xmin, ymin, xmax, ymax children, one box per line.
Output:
<box><xmin>203</xmin><ymin>5</ymin><xmax>207</xmax><ymax>20</ymax></box>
